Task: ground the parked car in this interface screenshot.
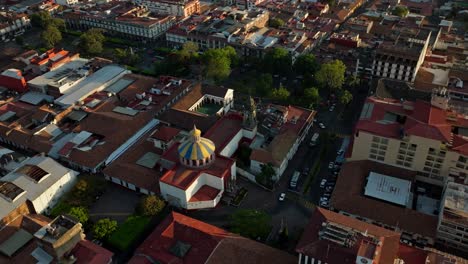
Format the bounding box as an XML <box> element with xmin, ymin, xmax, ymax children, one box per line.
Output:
<box><xmin>329</xmin><ymin>106</ymin><xmax>335</xmax><ymax>112</ymax></box>
<box><xmin>319</xmin><ymin>123</ymin><xmax>326</xmax><ymax>129</ymax></box>
<box><xmin>326</xmin><ymin>186</ymin><xmax>334</xmax><ymax>192</ymax></box>
<box><xmin>320</xmin><ymin>179</ymin><xmax>327</xmax><ymax>188</ymax></box>
<box><xmin>328</xmin><ymin>162</ymin><xmax>334</xmax><ymax>169</ymax></box>
<box><xmin>337</xmin><ymin>149</ymin><xmax>344</xmax><ymax>155</ymax></box>
<box><xmin>322</xmin><ymin>193</ymin><xmax>331</xmax><ymax>198</ymax></box>
<box><xmin>279</xmin><ymin>193</ymin><xmax>286</xmax><ymax>201</ymax></box>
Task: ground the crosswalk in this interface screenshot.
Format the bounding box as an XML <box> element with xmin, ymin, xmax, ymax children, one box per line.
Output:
<box><xmin>286</xmin><ymin>192</ymin><xmax>316</xmax><ymax>209</ymax></box>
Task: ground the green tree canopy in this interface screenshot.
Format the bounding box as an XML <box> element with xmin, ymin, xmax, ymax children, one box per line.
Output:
<box><xmin>346</xmin><ymin>75</ymin><xmax>360</xmax><ymax>88</ymax></box>
<box><xmin>80</xmin><ymin>28</ymin><xmax>105</xmax><ymax>54</ymax></box>
<box><xmin>263</xmin><ymin>47</ymin><xmax>292</xmax><ymax>74</ymax></box>
<box><xmin>304</xmin><ymin>87</ymin><xmax>320</xmax><ymax>107</ymax></box>
<box><xmin>139</xmin><ymin>195</ymin><xmax>165</xmax><ymax>216</ymax></box>
<box><xmin>92</xmin><ymin>218</ymin><xmax>118</xmax><ymax>240</ymax></box>
<box><xmin>269</xmin><ymin>18</ymin><xmax>285</xmax><ymax>28</ymax></box>
<box><xmin>255</xmin><ymin>73</ymin><xmax>273</xmax><ymax>96</ymax></box>
<box><xmin>230</xmin><ymin>209</ymin><xmax>272</xmax><ymax>240</ymax></box>
<box><xmin>315</xmin><ymin>60</ymin><xmax>346</xmax><ymax>91</ymax></box>
<box><xmin>293</xmin><ymin>54</ymin><xmax>319</xmax><ymax>76</ymax></box>
<box><xmin>31</xmin><ymin>11</ymin><xmax>52</xmax><ymax>28</ymax></box>
<box><xmin>340</xmin><ymin>90</ymin><xmax>353</xmax><ymax>105</ymax></box>
<box><xmin>256</xmin><ymin>163</ymin><xmax>276</xmax><ymax>188</ymax></box>
<box><xmin>393</xmin><ymin>6</ymin><xmax>409</xmax><ymax>17</ymax></box>
<box><xmin>68</xmin><ymin>206</ymin><xmax>89</xmax><ymax>224</ymax></box>
<box><xmin>270</xmin><ymin>85</ymin><xmax>290</xmax><ymax>101</ymax></box>
<box><xmin>41</xmin><ymin>25</ymin><xmax>62</xmax><ymax>48</ymax></box>
<box><xmin>114</xmin><ymin>48</ymin><xmax>140</xmax><ymax>66</ymax></box>
<box><xmin>202</xmin><ymin>46</ymin><xmax>238</xmax><ymax>83</ymax></box>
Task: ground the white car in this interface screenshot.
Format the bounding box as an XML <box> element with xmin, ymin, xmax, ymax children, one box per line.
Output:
<box><xmin>329</xmin><ymin>106</ymin><xmax>334</xmax><ymax>112</ymax></box>
<box><xmin>337</xmin><ymin>149</ymin><xmax>344</xmax><ymax>155</ymax></box>
<box><xmin>320</xmin><ymin>197</ymin><xmax>329</xmax><ymax>202</ymax></box>
<box><xmin>328</xmin><ymin>162</ymin><xmax>334</xmax><ymax>169</ymax></box>
<box><xmin>319</xmin><ymin>123</ymin><xmax>326</xmax><ymax>129</ymax></box>
<box><xmin>320</xmin><ymin>201</ymin><xmax>330</xmax><ymax>208</ymax></box>
<box><xmin>279</xmin><ymin>193</ymin><xmax>286</xmax><ymax>201</ymax></box>
<box><xmin>320</xmin><ymin>179</ymin><xmax>327</xmax><ymax>188</ymax></box>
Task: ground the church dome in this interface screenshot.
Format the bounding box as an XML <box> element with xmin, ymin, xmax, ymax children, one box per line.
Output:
<box><xmin>178</xmin><ymin>126</ymin><xmax>216</xmax><ymax>167</ymax></box>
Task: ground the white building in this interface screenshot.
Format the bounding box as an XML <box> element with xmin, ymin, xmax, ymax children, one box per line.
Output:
<box><xmin>54</xmin><ymin>0</ymin><xmax>78</xmax><ymax>6</ymax></box>
<box><xmin>0</xmin><ymin>156</ymin><xmax>78</xmax><ymax>220</ymax></box>
<box><xmin>0</xmin><ymin>12</ymin><xmax>31</xmax><ymax>42</ymax></box>
<box><xmin>132</xmin><ymin>0</ymin><xmax>200</xmax><ymax>17</ymax></box>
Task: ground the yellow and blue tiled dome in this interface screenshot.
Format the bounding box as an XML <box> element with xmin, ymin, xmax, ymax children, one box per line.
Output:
<box><xmin>178</xmin><ymin>126</ymin><xmax>215</xmax><ymax>164</ymax></box>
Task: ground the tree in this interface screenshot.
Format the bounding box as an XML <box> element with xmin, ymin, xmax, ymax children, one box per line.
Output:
<box><xmin>255</xmin><ymin>73</ymin><xmax>273</xmax><ymax>96</ymax></box>
<box><xmin>393</xmin><ymin>6</ymin><xmax>409</xmax><ymax>17</ymax></box>
<box><xmin>230</xmin><ymin>209</ymin><xmax>272</xmax><ymax>240</ymax></box>
<box><xmin>41</xmin><ymin>25</ymin><xmax>62</xmax><ymax>48</ymax></box>
<box><xmin>340</xmin><ymin>90</ymin><xmax>353</xmax><ymax>105</ymax></box>
<box><xmin>269</xmin><ymin>18</ymin><xmax>285</xmax><ymax>28</ymax></box>
<box><xmin>202</xmin><ymin>47</ymin><xmax>238</xmax><ymax>82</ymax></box>
<box><xmin>293</xmin><ymin>54</ymin><xmax>319</xmax><ymax>76</ymax></box>
<box><xmin>346</xmin><ymin>75</ymin><xmax>360</xmax><ymax>88</ymax></box>
<box><xmin>315</xmin><ymin>60</ymin><xmax>346</xmax><ymax>91</ymax></box>
<box><xmin>237</xmin><ymin>143</ymin><xmax>252</xmax><ymax>167</ymax></box>
<box><xmin>304</xmin><ymin>87</ymin><xmax>320</xmax><ymax>107</ymax></box>
<box><xmin>256</xmin><ymin>163</ymin><xmax>276</xmax><ymax>188</ymax></box>
<box><xmin>80</xmin><ymin>28</ymin><xmax>105</xmax><ymax>54</ymax></box>
<box><xmin>75</xmin><ymin>179</ymin><xmax>88</xmax><ymax>194</ymax></box>
<box><xmin>263</xmin><ymin>47</ymin><xmax>292</xmax><ymax>74</ymax></box>
<box><xmin>139</xmin><ymin>195</ymin><xmax>165</xmax><ymax>216</ymax></box>
<box><xmin>92</xmin><ymin>218</ymin><xmax>118</xmax><ymax>240</ymax></box>
<box><xmin>31</xmin><ymin>11</ymin><xmax>52</xmax><ymax>28</ymax></box>
<box><xmin>114</xmin><ymin>48</ymin><xmax>140</xmax><ymax>66</ymax></box>
<box><xmin>270</xmin><ymin>85</ymin><xmax>290</xmax><ymax>101</ymax></box>
<box><xmin>68</xmin><ymin>206</ymin><xmax>89</xmax><ymax>223</ymax></box>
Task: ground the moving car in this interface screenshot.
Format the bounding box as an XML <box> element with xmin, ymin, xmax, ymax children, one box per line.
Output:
<box><xmin>319</xmin><ymin>123</ymin><xmax>326</xmax><ymax>129</ymax></box>
<box><xmin>279</xmin><ymin>193</ymin><xmax>286</xmax><ymax>201</ymax></box>
<box><xmin>328</xmin><ymin>162</ymin><xmax>334</xmax><ymax>169</ymax></box>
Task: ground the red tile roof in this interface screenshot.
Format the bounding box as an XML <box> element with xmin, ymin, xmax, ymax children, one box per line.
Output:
<box><xmin>188</xmin><ymin>185</ymin><xmax>220</xmax><ymax>202</ymax></box>
<box><xmin>151</xmin><ymin>126</ymin><xmax>181</xmax><ymax>142</ymax></box>
<box><xmin>71</xmin><ymin>240</ymin><xmax>114</xmax><ymax>264</ymax></box>
<box><xmin>397</xmin><ymin>243</ymin><xmax>428</xmax><ymax>264</ymax></box>
<box><xmin>204</xmin><ymin>113</ymin><xmax>243</xmax><ymax>154</ymax></box>
<box><xmin>130</xmin><ymin>212</ymin><xmax>295</xmax><ymax>264</ymax></box>
<box><xmin>356</xmin><ymin>97</ymin><xmax>468</xmax><ymax>155</ymax></box>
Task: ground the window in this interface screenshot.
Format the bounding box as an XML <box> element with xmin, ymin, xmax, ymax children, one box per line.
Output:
<box><xmin>381</xmin><ymin>138</ymin><xmax>389</xmax><ymax>144</ymax></box>
<box><xmin>407</xmin><ymin>151</ymin><xmax>415</xmax><ymax>157</ymax></box>
<box><xmin>371</xmin><ymin>149</ymin><xmax>378</xmax><ymax>154</ymax></box>
<box><xmin>377</xmin><ymin>156</ymin><xmax>384</xmax><ymax>161</ymax></box>
<box><xmin>370</xmin><ymin>154</ymin><xmax>377</xmax><ymax>159</ymax></box>
<box><xmin>405</xmin><ymin>157</ymin><xmax>413</xmax><ymax>162</ymax></box>
<box><xmin>378</xmin><ymin>151</ymin><xmax>386</xmax><ymax>156</ymax></box>
<box><xmin>379</xmin><ymin>145</ymin><xmax>387</xmax><ymax>150</ymax></box>
<box><xmin>404</xmin><ymin>162</ymin><xmax>411</xmax><ymax>167</ymax></box>
<box><xmin>372</xmin><ymin>137</ymin><xmax>380</xmax><ymax>143</ymax></box>
<box><xmin>397</xmin><ymin>160</ymin><xmax>403</xmax><ymax>165</ymax></box>
<box><xmin>423</xmin><ymin>167</ymin><xmax>431</xmax><ymax>172</ymax></box>
<box><xmin>372</xmin><ymin>143</ymin><xmax>379</xmax><ymax>148</ymax></box>
<box><xmin>425</xmin><ymin>161</ymin><xmax>433</xmax><ymax>166</ymax></box>
<box><xmin>459</xmin><ymin>156</ymin><xmax>467</xmax><ymax>163</ymax></box>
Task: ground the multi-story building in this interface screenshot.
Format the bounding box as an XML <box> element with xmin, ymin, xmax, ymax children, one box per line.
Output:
<box><xmin>62</xmin><ymin>2</ymin><xmax>176</xmax><ymax>41</ymax></box>
<box><xmin>437</xmin><ymin>182</ymin><xmax>468</xmax><ymax>253</ymax></box>
<box><xmin>0</xmin><ymin>12</ymin><xmax>31</xmax><ymax>42</ymax></box>
<box><xmin>349</xmin><ymin>90</ymin><xmax>468</xmax><ymax>186</ymax></box>
<box><xmin>166</xmin><ymin>7</ymin><xmax>269</xmax><ymax>50</ymax></box>
<box><xmin>54</xmin><ymin>0</ymin><xmax>78</xmax><ymax>6</ymax></box>
<box><xmin>371</xmin><ymin>28</ymin><xmax>432</xmax><ymax>82</ymax></box>
<box><xmin>132</xmin><ymin>0</ymin><xmax>200</xmax><ymax>17</ymax></box>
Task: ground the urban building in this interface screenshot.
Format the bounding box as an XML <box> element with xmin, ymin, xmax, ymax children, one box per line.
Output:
<box><xmin>0</xmin><ymin>69</ymin><xmax>27</xmax><ymax>93</ymax></box>
<box><xmin>349</xmin><ymin>92</ymin><xmax>468</xmax><ymax>186</ymax></box>
<box><xmin>0</xmin><ymin>12</ymin><xmax>31</xmax><ymax>42</ymax></box>
<box><xmin>62</xmin><ymin>2</ymin><xmax>176</xmax><ymax>41</ymax></box>
<box><xmin>54</xmin><ymin>0</ymin><xmax>78</xmax><ymax>6</ymax></box>
<box><xmin>132</xmin><ymin>0</ymin><xmax>200</xmax><ymax>17</ymax></box>
<box><xmin>331</xmin><ymin>160</ymin><xmax>439</xmax><ymax>246</ymax></box>
<box><xmin>437</xmin><ymin>182</ymin><xmax>468</xmax><ymax>253</ymax></box>
<box><xmin>166</xmin><ymin>7</ymin><xmax>269</xmax><ymax>50</ymax></box>
<box><xmin>296</xmin><ymin>207</ymin><xmax>401</xmax><ymax>264</ymax></box>
<box><xmin>27</xmin><ymin>48</ymin><xmax>79</xmax><ymax>75</ymax></box>
<box><xmin>129</xmin><ymin>212</ymin><xmax>296</xmax><ymax>264</ymax></box>
<box><xmin>371</xmin><ymin>28</ymin><xmax>432</xmax><ymax>82</ymax></box>
<box><xmin>249</xmin><ymin>104</ymin><xmax>314</xmax><ymax>180</ymax></box>
<box><xmin>0</xmin><ymin>212</ymin><xmax>113</xmax><ymax>263</ymax></box>
<box><xmin>0</xmin><ymin>155</ymin><xmax>78</xmax><ymax>219</ymax></box>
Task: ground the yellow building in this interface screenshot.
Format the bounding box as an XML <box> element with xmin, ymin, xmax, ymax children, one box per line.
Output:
<box><xmin>349</xmin><ymin>91</ymin><xmax>468</xmax><ymax>187</ymax></box>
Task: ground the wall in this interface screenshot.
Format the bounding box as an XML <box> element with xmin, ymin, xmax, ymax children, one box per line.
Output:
<box><xmin>31</xmin><ymin>170</ymin><xmax>78</xmax><ymax>214</ymax></box>
<box><xmin>160</xmin><ymin>181</ymin><xmax>187</xmax><ymax>207</ymax></box>
<box><xmin>220</xmin><ymin>130</ymin><xmax>243</xmax><ymax>158</ymax></box>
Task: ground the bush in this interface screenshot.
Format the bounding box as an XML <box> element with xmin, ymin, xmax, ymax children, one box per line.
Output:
<box><xmin>49</xmin><ymin>200</ymin><xmax>72</xmax><ymax>218</ymax></box>
<box><xmin>93</xmin><ymin>218</ymin><xmax>118</xmax><ymax>240</ymax></box>
<box><xmin>68</xmin><ymin>206</ymin><xmax>89</xmax><ymax>224</ymax></box>
<box><xmin>107</xmin><ymin>215</ymin><xmax>151</xmax><ymax>251</ymax></box>
<box><xmin>139</xmin><ymin>195</ymin><xmax>165</xmax><ymax>216</ymax></box>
